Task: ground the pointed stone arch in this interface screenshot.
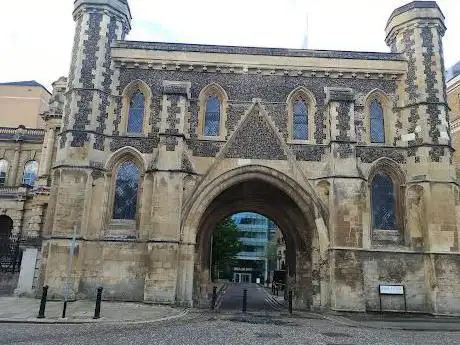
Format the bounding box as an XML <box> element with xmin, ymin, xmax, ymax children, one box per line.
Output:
<box><xmin>120</xmin><ymin>79</ymin><xmax>152</xmax><ymax>135</ymax></box>
<box><xmin>104</xmin><ymin>146</ymin><xmax>146</xmax><ymax>232</ymax></box>
<box><xmin>198</xmin><ymin>83</ymin><xmax>229</xmax><ymax>140</ymax></box>
<box><xmin>367</xmin><ymin>156</ymin><xmax>405</xmax><ymax>183</ymax></box>
<box><xmin>181</xmin><ymin>164</ymin><xmax>329</xmax><ymax>243</ymax></box>
<box><xmin>179</xmin><ymin>164</ymin><xmax>330</xmax><ymax>309</ymax></box>
<box><xmin>183</xmin><ymin>99</ymin><xmax>330</xmax><ymax>235</ymax></box>
<box><xmin>367</xmin><ymin>157</ymin><xmax>406</xmax><ymax>245</ymax></box>
<box><xmin>198</xmin><ymin>82</ymin><xmax>229</xmax><ymax>101</ymax></box>
<box><xmin>364</xmin><ymin>89</ymin><xmax>392</xmax><ymax>145</ymax></box>
<box><xmin>286</xmin><ymin>86</ymin><xmax>317</xmax><ymax>143</ymax></box>
<box><xmin>105</xmin><ymin>145</ymin><xmax>147</xmax><ymax>173</ymax></box>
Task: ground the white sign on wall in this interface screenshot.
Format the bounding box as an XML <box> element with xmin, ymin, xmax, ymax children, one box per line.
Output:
<box><xmin>379</xmin><ymin>285</ymin><xmax>404</xmax><ymax>295</ymax></box>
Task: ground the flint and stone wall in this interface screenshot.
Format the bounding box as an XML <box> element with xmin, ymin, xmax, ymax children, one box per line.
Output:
<box><xmin>33</xmin><ymin>0</ymin><xmax>460</xmax><ymax>314</ymax></box>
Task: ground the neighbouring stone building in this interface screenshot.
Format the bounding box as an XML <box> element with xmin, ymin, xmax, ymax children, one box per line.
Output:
<box><xmin>0</xmin><ymin>78</ymin><xmax>64</xmax><ymax>295</ymax></box>
<box><xmin>1</xmin><ymin>0</ymin><xmax>460</xmax><ymax>314</ymax></box>
<box><xmin>0</xmin><ymin>81</ymin><xmax>51</xmax><ymax>129</ymax></box>
<box><xmin>447</xmin><ymin>63</ymin><xmax>460</xmax><ymax>168</ymax></box>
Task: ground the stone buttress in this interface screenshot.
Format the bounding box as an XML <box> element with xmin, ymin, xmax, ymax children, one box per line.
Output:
<box><xmin>41</xmin><ymin>0</ymin><xmax>132</xmax><ymax>299</ymax></box>
<box><xmin>325</xmin><ymin>87</ymin><xmax>367</xmax><ymax>311</ymax></box>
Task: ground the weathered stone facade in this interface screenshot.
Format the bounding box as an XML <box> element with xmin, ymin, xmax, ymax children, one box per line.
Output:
<box><xmin>447</xmin><ymin>72</ymin><xmax>460</xmax><ymax>169</ymax></box>
<box><xmin>3</xmin><ymin>0</ymin><xmax>459</xmax><ymax>314</ymax></box>
<box><xmin>0</xmin><ymin>76</ymin><xmax>65</xmax><ymax>296</ymax></box>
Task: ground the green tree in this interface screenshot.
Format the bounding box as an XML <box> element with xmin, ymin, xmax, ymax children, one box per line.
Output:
<box><xmin>265</xmin><ymin>238</ymin><xmax>278</xmax><ymax>274</ymax></box>
<box><xmin>211</xmin><ymin>217</ymin><xmax>244</xmax><ymax>280</ymax></box>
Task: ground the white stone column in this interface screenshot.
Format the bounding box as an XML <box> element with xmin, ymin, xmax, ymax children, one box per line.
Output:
<box><xmin>15</xmin><ymin>247</ymin><xmax>39</xmax><ymax>296</ymax></box>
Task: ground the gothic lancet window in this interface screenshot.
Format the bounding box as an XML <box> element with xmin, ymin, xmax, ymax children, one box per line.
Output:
<box><xmin>370</xmin><ymin>99</ymin><xmax>385</xmax><ymax>143</ymax></box>
<box><xmin>127</xmin><ymin>91</ymin><xmax>145</xmax><ymax>133</ymax></box>
<box><xmin>112</xmin><ymin>161</ymin><xmax>140</xmax><ymax>220</ymax></box>
<box><xmin>0</xmin><ymin>160</ymin><xmax>8</xmax><ymax>186</ymax></box>
<box><xmin>204</xmin><ymin>96</ymin><xmax>221</xmax><ymax>136</ymax></box>
<box><xmin>23</xmin><ymin>161</ymin><xmax>38</xmax><ymax>187</ymax></box>
<box><xmin>293</xmin><ymin>99</ymin><xmax>309</xmax><ymax>140</ymax></box>
<box><xmin>371</xmin><ymin>172</ymin><xmax>396</xmax><ymax>230</ymax></box>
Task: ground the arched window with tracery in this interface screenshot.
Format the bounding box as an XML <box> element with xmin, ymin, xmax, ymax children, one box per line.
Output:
<box><xmin>23</xmin><ymin>161</ymin><xmax>38</xmax><ymax>187</ymax></box>
<box><xmin>287</xmin><ymin>87</ymin><xmax>315</xmax><ymax>142</ymax></box>
<box><xmin>0</xmin><ymin>160</ymin><xmax>8</xmax><ymax>186</ymax></box>
<box><xmin>371</xmin><ymin>172</ymin><xmax>396</xmax><ymax>230</ymax></box>
<box><xmin>293</xmin><ymin>99</ymin><xmax>309</xmax><ymax>140</ymax></box>
<box><xmin>204</xmin><ymin>96</ymin><xmax>221</xmax><ymax>136</ymax></box>
<box><xmin>112</xmin><ymin>161</ymin><xmax>140</xmax><ymax>220</ymax></box>
<box><xmin>370</xmin><ymin>99</ymin><xmax>385</xmax><ymax>143</ymax></box>
<box><xmin>199</xmin><ymin>84</ymin><xmax>228</xmax><ymax>139</ymax></box>
<box><xmin>127</xmin><ymin>91</ymin><xmax>145</xmax><ymax>133</ymax></box>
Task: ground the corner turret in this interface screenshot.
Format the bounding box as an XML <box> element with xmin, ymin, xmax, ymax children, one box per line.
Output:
<box><xmin>60</xmin><ymin>0</ymin><xmax>131</xmax><ymax>155</ymax></box>
<box><xmin>385</xmin><ymin>1</ymin><xmax>448</xmax><ymax>161</ymax></box>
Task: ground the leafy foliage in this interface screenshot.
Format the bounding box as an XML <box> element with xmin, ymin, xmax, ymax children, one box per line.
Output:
<box><xmin>265</xmin><ymin>237</ymin><xmax>279</xmax><ymax>273</ymax></box>
<box><xmin>211</xmin><ymin>217</ymin><xmax>244</xmax><ymax>279</ymax></box>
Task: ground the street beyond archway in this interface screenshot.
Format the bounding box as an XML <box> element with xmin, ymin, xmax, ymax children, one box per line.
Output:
<box><xmin>217</xmin><ymin>283</ymin><xmax>287</xmax><ymax>313</ymax></box>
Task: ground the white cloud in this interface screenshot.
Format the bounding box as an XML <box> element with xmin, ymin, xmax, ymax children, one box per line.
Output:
<box><xmin>1</xmin><ymin>0</ymin><xmax>459</xmax><ymax>90</ymax></box>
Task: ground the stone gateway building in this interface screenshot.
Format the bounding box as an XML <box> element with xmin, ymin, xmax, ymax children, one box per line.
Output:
<box><xmin>1</xmin><ymin>0</ymin><xmax>460</xmax><ymax>314</ymax></box>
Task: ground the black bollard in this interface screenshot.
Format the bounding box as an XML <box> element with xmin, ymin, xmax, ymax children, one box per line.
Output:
<box><xmin>288</xmin><ymin>290</ymin><xmax>293</xmax><ymax>314</ymax></box>
<box><xmin>242</xmin><ymin>289</ymin><xmax>247</xmax><ymax>313</ymax></box>
<box><xmin>211</xmin><ymin>286</ymin><xmax>217</xmax><ymax>310</ymax></box>
<box><xmin>93</xmin><ymin>287</ymin><xmax>103</xmax><ymax>319</ymax></box>
<box><xmin>37</xmin><ymin>285</ymin><xmax>48</xmax><ymax>319</ymax></box>
<box><xmin>62</xmin><ymin>301</ymin><xmax>68</xmax><ymax>319</ymax></box>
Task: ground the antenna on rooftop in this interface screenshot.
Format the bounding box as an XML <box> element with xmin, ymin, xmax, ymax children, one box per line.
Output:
<box><xmin>301</xmin><ymin>12</ymin><xmax>309</xmax><ymax>49</ymax></box>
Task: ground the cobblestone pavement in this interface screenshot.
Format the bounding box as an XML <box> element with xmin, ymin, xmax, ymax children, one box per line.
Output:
<box><xmin>0</xmin><ymin>312</ymin><xmax>458</xmax><ymax>345</ymax></box>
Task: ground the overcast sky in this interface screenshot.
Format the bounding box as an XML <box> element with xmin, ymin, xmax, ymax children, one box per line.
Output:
<box><xmin>1</xmin><ymin>0</ymin><xmax>459</xmax><ymax>91</ymax></box>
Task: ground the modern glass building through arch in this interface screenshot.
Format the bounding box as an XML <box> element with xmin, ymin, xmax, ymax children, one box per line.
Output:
<box><xmin>230</xmin><ymin>212</ymin><xmax>277</xmax><ymax>283</ymax></box>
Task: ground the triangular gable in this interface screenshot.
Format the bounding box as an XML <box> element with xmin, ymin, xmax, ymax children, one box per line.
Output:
<box><xmin>222</xmin><ymin>99</ymin><xmax>287</xmax><ymax>160</ymax></box>
<box><xmin>180</xmin><ymin>99</ymin><xmax>329</xmax><ymax>223</ymax></box>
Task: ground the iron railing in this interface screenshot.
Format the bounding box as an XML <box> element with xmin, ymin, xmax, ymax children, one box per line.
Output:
<box><xmin>0</xmin><ymin>236</ymin><xmax>22</xmax><ymax>274</ymax></box>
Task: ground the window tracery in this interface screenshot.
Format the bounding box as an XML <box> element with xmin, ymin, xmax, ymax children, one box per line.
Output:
<box><xmin>112</xmin><ymin>160</ymin><xmax>140</xmax><ymax>220</ymax></box>
<box><xmin>370</xmin><ymin>99</ymin><xmax>385</xmax><ymax>143</ymax></box>
<box><xmin>127</xmin><ymin>91</ymin><xmax>145</xmax><ymax>133</ymax></box>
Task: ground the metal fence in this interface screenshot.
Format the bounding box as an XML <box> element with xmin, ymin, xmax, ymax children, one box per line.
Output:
<box><xmin>0</xmin><ymin>236</ymin><xmax>22</xmax><ymax>274</ymax></box>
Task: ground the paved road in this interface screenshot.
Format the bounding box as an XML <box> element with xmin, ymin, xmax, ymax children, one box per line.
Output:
<box><xmin>218</xmin><ymin>283</ymin><xmax>285</xmax><ymax>312</ymax></box>
<box><xmin>0</xmin><ymin>313</ymin><xmax>458</xmax><ymax>345</ymax></box>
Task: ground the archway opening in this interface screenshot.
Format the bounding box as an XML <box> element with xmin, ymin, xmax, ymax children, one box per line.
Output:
<box><xmin>0</xmin><ymin>215</ymin><xmax>13</xmax><ymax>243</ymax></box>
<box><xmin>192</xmin><ymin>177</ymin><xmax>320</xmax><ymax>310</ymax></box>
